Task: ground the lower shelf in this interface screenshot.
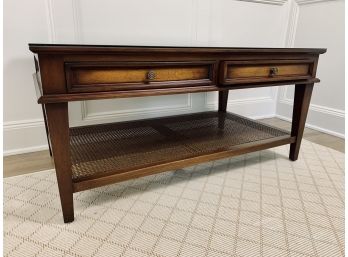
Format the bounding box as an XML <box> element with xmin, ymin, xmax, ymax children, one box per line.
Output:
<box><xmin>70</xmin><ymin>111</ymin><xmax>295</xmax><ymax>192</ymax></box>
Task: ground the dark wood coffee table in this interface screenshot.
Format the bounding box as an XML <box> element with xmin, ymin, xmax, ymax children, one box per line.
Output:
<box><xmin>29</xmin><ymin>44</ymin><xmax>326</xmax><ymax>223</ymax></box>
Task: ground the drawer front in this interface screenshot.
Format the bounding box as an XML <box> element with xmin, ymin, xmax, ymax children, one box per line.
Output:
<box><xmin>65</xmin><ymin>62</ymin><xmax>216</xmax><ymax>93</ymax></box>
<box><xmin>220</xmin><ymin>60</ymin><xmax>313</xmax><ymax>85</ymax></box>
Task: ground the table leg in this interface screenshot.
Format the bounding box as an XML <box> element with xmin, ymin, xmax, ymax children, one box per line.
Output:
<box><xmin>41</xmin><ymin>104</ymin><xmax>52</xmax><ymax>156</ymax></box>
<box><xmin>289</xmin><ymin>83</ymin><xmax>314</xmax><ymax>161</ymax></box>
<box><xmin>45</xmin><ymin>103</ymin><xmax>74</xmax><ymax>223</ymax></box>
<box><xmin>218</xmin><ymin>90</ymin><xmax>229</xmax><ymax>112</ymax></box>
<box><xmin>218</xmin><ymin>90</ymin><xmax>229</xmax><ymax>130</ymax></box>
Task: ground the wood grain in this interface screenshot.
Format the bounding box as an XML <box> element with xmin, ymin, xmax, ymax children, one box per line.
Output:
<box><xmin>220</xmin><ymin>59</ymin><xmax>314</xmax><ymax>85</ymax></box>
<box><xmin>29</xmin><ymin>44</ymin><xmax>327</xmax><ymax>54</ymax></box>
<box><xmin>37</xmin><ymin>78</ymin><xmax>320</xmax><ymax>104</ymax></box>
<box><xmin>74</xmin><ymin>66</ymin><xmax>210</xmax><ymax>84</ymax></box>
<box><xmin>227</xmin><ymin>64</ymin><xmax>309</xmax><ymax>78</ymax></box>
<box><xmin>45</xmin><ymin>103</ymin><xmax>74</xmax><ymax>223</ymax></box>
<box><xmin>65</xmin><ymin>61</ymin><xmax>216</xmax><ymax>93</ymax></box>
<box><xmin>289</xmin><ymin>84</ymin><xmax>314</xmax><ymax>161</ymax></box>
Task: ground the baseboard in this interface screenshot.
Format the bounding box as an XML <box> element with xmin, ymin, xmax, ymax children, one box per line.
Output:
<box><xmin>4</xmin><ymin>120</ymin><xmax>49</xmax><ymax>156</ymax></box>
<box><xmin>79</xmin><ymin>94</ymin><xmax>193</xmax><ymax>124</ymax></box>
<box><xmin>275</xmin><ymin>114</ymin><xmax>344</xmax><ymax>138</ymax></box>
<box><xmin>276</xmin><ymin>101</ymin><xmax>345</xmax><ymax>138</ymax></box>
<box><xmin>252</xmin><ymin>114</ymin><xmax>277</xmax><ymax>120</ymax></box>
<box><xmin>206</xmin><ymin>96</ymin><xmax>277</xmax><ymax>120</ymax></box>
<box><xmin>3</xmin><ymin>145</ymin><xmax>49</xmax><ymax>156</ymax></box>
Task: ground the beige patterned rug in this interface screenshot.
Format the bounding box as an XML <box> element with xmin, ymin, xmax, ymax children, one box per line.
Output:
<box><xmin>4</xmin><ymin>140</ymin><xmax>344</xmax><ymax>257</ymax></box>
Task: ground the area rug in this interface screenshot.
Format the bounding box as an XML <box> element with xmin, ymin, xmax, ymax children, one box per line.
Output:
<box><xmin>4</xmin><ymin>140</ymin><xmax>344</xmax><ymax>257</ymax></box>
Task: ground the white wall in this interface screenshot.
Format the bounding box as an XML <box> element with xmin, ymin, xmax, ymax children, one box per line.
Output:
<box><xmin>4</xmin><ymin>0</ymin><xmax>52</xmax><ymax>155</ymax></box>
<box><xmin>3</xmin><ymin>0</ymin><xmax>344</xmax><ymax>155</ymax></box>
<box><xmin>276</xmin><ymin>0</ymin><xmax>345</xmax><ymax>137</ymax></box>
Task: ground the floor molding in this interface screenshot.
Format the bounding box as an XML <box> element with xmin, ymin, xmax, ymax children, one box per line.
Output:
<box><xmin>276</xmin><ymin>87</ymin><xmax>345</xmax><ymax>138</ymax></box>
<box><xmin>276</xmin><ymin>114</ymin><xmax>345</xmax><ymax>138</ymax></box>
<box><xmin>3</xmin><ymin>144</ymin><xmax>49</xmax><ymax>156</ymax></box>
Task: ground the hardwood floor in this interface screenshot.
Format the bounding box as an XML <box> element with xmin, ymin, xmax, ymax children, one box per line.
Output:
<box><xmin>4</xmin><ymin>150</ymin><xmax>54</xmax><ymax>178</ymax></box>
<box><xmin>3</xmin><ymin>118</ymin><xmax>344</xmax><ymax>178</ymax></box>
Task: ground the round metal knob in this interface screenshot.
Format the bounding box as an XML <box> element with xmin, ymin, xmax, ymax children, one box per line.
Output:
<box><xmin>269</xmin><ymin>67</ymin><xmax>279</xmax><ymax>77</ymax></box>
<box><xmin>147</xmin><ymin>70</ymin><xmax>156</xmax><ymax>80</ymax></box>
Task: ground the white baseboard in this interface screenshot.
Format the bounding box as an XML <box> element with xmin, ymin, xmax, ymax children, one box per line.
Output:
<box><xmin>276</xmin><ymin>101</ymin><xmax>345</xmax><ymax>138</ymax></box>
<box><xmin>206</xmin><ymin>96</ymin><xmax>277</xmax><ymax>120</ymax></box>
<box><xmin>275</xmin><ymin>114</ymin><xmax>345</xmax><ymax>138</ymax></box>
<box><xmin>3</xmin><ymin>145</ymin><xmax>49</xmax><ymax>156</ymax></box>
<box><xmin>4</xmin><ymin>119</ymin><xmax>49</xmax><ymax>156</ymax></box>
<box><xmin>78</xmin><ymin>94</ymin><xmax>193</xmax><ymax>125</ymax></box>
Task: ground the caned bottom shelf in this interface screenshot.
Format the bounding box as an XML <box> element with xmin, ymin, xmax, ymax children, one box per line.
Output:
<box><xmin>70</xmin><ymin>111</ymin><xmax>294</xmax><ymax>192</ymax></box>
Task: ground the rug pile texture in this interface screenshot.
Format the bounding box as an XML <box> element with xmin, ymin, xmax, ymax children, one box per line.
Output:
<box><xmin>4</xmin><ymin>140</ymin><xmax>344</xmax><ymax>257</ymax></box>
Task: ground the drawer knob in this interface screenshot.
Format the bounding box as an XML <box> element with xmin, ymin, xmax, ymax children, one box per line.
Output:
<box><xmin>269</xmin><ymin>67</ymin><xmax>279</xmax><ymax>77</ymax></box>
<box><xmin>147</xmin><ymin>70</ymin><xmax>156</xmax><ymax>80</ymax></box>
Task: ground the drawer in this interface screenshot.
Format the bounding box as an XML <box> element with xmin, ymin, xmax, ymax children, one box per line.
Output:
<box><xmin>220</xmin><ymin>60</ymin><xmax>313</xmax><ymax>85</ymax></box>
<box><xmin>65</xmin><ymin>61</ymin><xmax>216</xmax><ymax>93</ymax></box>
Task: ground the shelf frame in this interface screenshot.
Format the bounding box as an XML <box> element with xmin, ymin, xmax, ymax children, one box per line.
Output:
<box><xmin>68</xmin><ymin>111</ymin><xmax>295</xmax><ymax>192</ymax></box>
<box><xmin>72</xmin><ymin>134</ymin><xmax>295</xmax><ymax>192</ymax></box>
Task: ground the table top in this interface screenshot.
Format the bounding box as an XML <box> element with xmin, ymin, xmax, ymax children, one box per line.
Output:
<box><xmin>29</xmin><ymin>43</ymin><xmax>327</xmax><ymax>54</ymax></box>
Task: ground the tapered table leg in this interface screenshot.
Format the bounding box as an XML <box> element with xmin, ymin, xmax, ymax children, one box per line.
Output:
<box><xmin>45</xmin><ymin>103</ymin><xmax>74</xmax><ymax>223</ymax></box>
<box><xmin>218</xmin><ymin>90</ymin><xmax>229</xmax><ymax>130</ymax></box>
<box><xmin>41</xmin><ymin>104</ymin><xmax>52</xmax><ymax>156</ymax></box>
<box><xmin>289</xmin><ymin>83</ymin><xmax>314</xmax><ymax>161</ymax></box>
<box><xmin>218</xmin><ymin>90</ymin><xmax>229</xmax><ymax>112</ymax></box>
